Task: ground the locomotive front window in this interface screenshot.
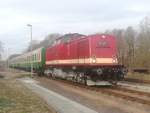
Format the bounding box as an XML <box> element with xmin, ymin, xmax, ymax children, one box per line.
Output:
<box><xmin>97</xmin><ymin>40</ymin><xmax>110</xmax><ymax>48</ymax></box>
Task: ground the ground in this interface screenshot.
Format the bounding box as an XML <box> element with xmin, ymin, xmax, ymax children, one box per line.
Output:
<box><xmin>34</xmin><ymin>77</ymin><xmax>150</xmax><ymax>113</ymax></box>
<box><xmin>0</xmin><ymin>69</ymin><xmax>56</xmax><ymax>113</ymax></box>
<box><xmin>0</xmin><ymin>68</ymin><xmax>150</xmax><ymax>113</ymax></box>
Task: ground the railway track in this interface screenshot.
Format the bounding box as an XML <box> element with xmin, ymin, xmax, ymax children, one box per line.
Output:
<box><xmin>100</xmin><ymin>87</ymin><xmax>150</xmax><ymax>105</ymax></box>
<box><xmin>40</xmin><ymin>77</ymin><xmax>150</xmax><ymax>106</ymax></box>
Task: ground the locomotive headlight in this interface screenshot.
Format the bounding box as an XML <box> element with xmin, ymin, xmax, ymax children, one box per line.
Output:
<box><xmin>92</xmin><ymin>56</ymin><xmax>96</xmax><ymax>63</ymax></box>
<box><xmin>112</xmin><ymin>59</ymin><xmax>116</xmax><ymax>63</ymax></box>
<box><xmin>112</xmin><ymin>55</ymin><xmax>118</xmax><ymax>63</ymax></box>
<box><xmin>92</xmin><ymin>59</ymin><xmax>96</xmax><ymax>63</ymax></box>
<box><xmin>112</xmin><ymin>58</ymin><xmax>118</xmax><ymax>63</ymax></box>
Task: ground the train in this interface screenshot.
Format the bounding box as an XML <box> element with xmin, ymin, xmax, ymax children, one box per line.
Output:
<box><xmin>9</xmin><ymin>34</ymin><xmax>126</xmax><ymax>85</ymax></box>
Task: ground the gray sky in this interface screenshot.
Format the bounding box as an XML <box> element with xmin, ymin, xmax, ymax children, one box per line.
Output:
<box><xmin>0</xmin><ymin>0</ymin><xmax>150</xmax><ymax>59</ymax></box>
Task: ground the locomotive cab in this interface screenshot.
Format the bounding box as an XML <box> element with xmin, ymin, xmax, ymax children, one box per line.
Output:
<box><xmin>89</xmin><ymin>34</ymin><xmax>118</xmax><ymax>65</ymax></box>
<box><xmin>85</xmin><ymin>34</ymin><xmax>126</xmax><ymax>85</ymax></box>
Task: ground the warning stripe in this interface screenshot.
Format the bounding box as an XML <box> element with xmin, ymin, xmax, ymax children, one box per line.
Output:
<box><xmin>46</xmin><ymin>58</ymin><xmax>118</xmax><ymax>65</ymax></box>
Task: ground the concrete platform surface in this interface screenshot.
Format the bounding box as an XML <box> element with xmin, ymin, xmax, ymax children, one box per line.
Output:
<box><xmin>20</xmin><ymin>78</ymin><xmax>98</xmax><ymax>113</ymax></box>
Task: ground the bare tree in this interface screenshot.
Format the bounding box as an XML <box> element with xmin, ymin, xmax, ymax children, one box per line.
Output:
<box><xmin>8</xmin><ymin>54</ymin><xmax>20</xmax><ymax>60</ymax></box>
<box><xmin>109</xmin><ymin>29</ymin><xmax>127</xmax><ymax>65</ymax></box>
<box><xmin>104</xmin><ymin>18</ymin><xmax>150</xmax><ymax>68</ymax></box>
<box><xmin>40</xmin><ymin>33</ymin><xmax>61</xmax><ymax>48</ymax></box>
<box><xmin>25</xmin><ymin>40</ymin><xmax>40</xmax><ymax>52</ymax></box>
<box><xmin>124</xmin><ymin>26</ymin><xmax>135</xmax><ymax>67</ymax></box>
<box><xmin>0</xmin><ymin>41</ymin><xmax>3</xmax><ymax>60</ymax></box>
<box><xmin>135</xmin><ymin>17</ymin><xmax>150</xmax><ymax>68</ymax></box>
<box><xmin>24</xmin><ymin>33</ymin><xmax>61</xmax><ymax>52</ymax></box>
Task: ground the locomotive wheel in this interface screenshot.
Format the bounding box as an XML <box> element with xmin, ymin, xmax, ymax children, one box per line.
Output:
<box><xmin>48</xmin><ymin>73</ymin><xmax>53</xmax><ymax>78</ymax></box>
<box><xmin>83</xmin><ymin>75</ymin><xmax>87</xmax><ymax>85</ymax></box>
<box><xmin>110</xmin><ymin>80</ymin><xmax>117</xmax><ymax>85</ymax></box>
<box><xmin>76</xmin><ymin>73</ymin><xmax>87</xmax><ymax>85</ymax></box>
<box><xmin>72</xmin><ymin>73</ymin><xmax>78</xmax><ymax>82</ymax></box>
<box><xmin>51</xmin><ymin>72</ymin><xmax>56</xmax><ymax>79</ymax></box>
<box><xmin>76</xmin><ymin>74</ymin><xmax>80</xmax><ymax>83</ymax></box>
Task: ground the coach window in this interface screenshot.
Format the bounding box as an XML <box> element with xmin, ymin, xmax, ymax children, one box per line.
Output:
<box><xmin>37</xmin><ymin>53</ymin><xmax>39</xmax><ymax>60</ymax></box>
<box><xmin>36</xmin><ymin>54</ymin><xmax>38</xmax><ymax>61</ymax></box>
<box><xmin>36</xmin><ymin>54</ymin><xmax>37</xmax><ymax>61</ymax></box>
<box><xmin>30</xmin><ymin>56</ymin><xmax>31</xmax><ymax>62</ymax></box>
<box><xmin>34</xmin><ymin>54</ymin><xmax>35</xmax><ymax>61</ymax></box>
<box><xmin>34</xmin><ymin>54</ymin><xmax>36</xmax><ymax>61</ymax></box>
<box><xmin>39</xmin><ymin>53</ymin><xmax>40</xmax><ymax>60</ymax></box>
<box><xmin>33</xmin><ymin>54</ymin><xmax>34</xmax><ymax>61</ymax></box>
<box><xmin>28</xmin><ymin>56</ymin><xmax>29</xmax><ymax>63</ymax></box>
<box><xmin>32</xmin><ymin>55</ymin><xmax>34</xmax><ymax>61</ymax></box>
<box><xmin>35</xmin><ymin>54</ymin><xmax>36</xmax><ymax>61</ymax></box>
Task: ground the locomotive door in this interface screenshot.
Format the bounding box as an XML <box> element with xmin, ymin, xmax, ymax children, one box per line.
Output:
<box><xmin>77</xmin><ymin>40</ymin><xmax>89</xmax><ymax>64</ymax></box>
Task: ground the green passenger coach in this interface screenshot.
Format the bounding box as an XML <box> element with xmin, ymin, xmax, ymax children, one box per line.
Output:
<box><xmin>9</xmin><ymin>47</ymin><xmax>45</xmax><ymax>75</ymax></box>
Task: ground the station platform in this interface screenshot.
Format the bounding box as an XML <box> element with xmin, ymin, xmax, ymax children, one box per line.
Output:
<box><xmin>20</xmin><ymin>78</ymin><xmax>98</xmax><ymax>113</ymax></box>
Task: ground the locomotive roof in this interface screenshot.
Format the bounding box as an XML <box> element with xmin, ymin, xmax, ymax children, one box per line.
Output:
<box><xmin>56</xmin><ymin>33</ymin><xmax>85</xmax><ymax>42</ymax></box>
<box><xmin>9</xmin><ymin>47</ymin><xmax>43</xmax><ymax>62</ymax></box>
<box><xmin>49</xmin><ymin>33</ymin><xmax>85</xmax><ymax>46</ymax></box>
<box><xmin>47</xmin><ymin>34</ymin><xmax>115</xmax><ymax>49</ymax></box>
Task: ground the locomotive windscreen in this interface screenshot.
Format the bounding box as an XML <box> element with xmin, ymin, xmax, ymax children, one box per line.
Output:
<box><xmin>97</xmin><ymin>40</ymin><xmax>110</xmax><ymax>48</ymax></box>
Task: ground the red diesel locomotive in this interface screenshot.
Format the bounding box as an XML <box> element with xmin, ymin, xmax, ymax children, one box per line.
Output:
<box><xmin>45</xmin><ymin>34</ymin><xmax>126</xmax><ymax>85</ymax></box>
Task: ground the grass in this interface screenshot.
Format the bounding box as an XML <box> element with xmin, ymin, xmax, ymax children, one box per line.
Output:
<box><xmin>0</xmin><ymin>78</ymin><xmax>55</xmax><ymax>113</ymax></box>
<box><xmin>126</xmin><ymin>72</ymin><xmax>150</xmax><ymax>81</ymax></box>
<box><xmin>0</xmin><ymin>98</ymin><xmax>15</xmax><ymax>109</ymax></box>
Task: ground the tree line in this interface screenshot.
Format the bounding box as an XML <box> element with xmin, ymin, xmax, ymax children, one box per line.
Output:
<box><xmin>0</xmin><ymin>41</ymin><xmax>3</xmax><ymax>60</ymax></box>
<box><xmin>106</xmin><ymin>17</ymin><xmax>150</xmax><ymax>68</ymax></box>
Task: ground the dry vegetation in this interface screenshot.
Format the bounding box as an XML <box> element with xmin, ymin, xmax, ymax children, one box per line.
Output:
<box><xmin>106</xmin><ymin>17</ymin><xmax>150</xmax><ymax>68</ymax></box>
<box><xmin>0</xmin><ymin>74</ymin><xmax>55</xmax><ymax>113</ymax></box>
<box><xmin>126</xmin><ymin>72</ymin><xmax>150</xmax><ymax>81</ymax></box>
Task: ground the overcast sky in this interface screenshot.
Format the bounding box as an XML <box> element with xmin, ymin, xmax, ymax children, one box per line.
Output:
<box><xmin>0</xmin><ymin>0</ymin><xmax>150</xmax><ymax>60</ymax></box>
